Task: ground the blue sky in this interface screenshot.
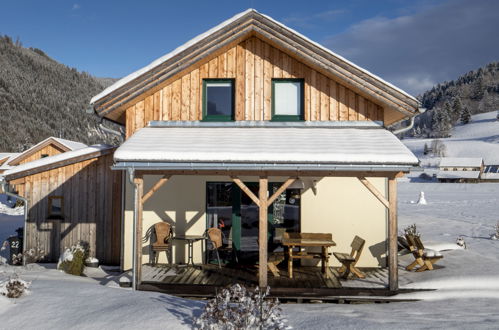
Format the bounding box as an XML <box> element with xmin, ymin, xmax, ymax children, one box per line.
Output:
<box><xmin>0</xmin><ymin>0</ymin><xmax>497</xmax><ymax>95</ymax></box>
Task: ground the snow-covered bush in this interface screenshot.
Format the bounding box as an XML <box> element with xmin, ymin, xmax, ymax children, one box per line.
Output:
<box><xmin>23</xmin><ymin>245</ymin><xmax>46</xmax><ymax>264</ymax></box>
<box><xmin>491</xmin><ymin>221</ymin><xmax>499</xmax><ymax>240</ymax></box>
<box><xmin>58</xmin><ymin>241</ymin><xmax>89</xmax><ymax>276</ymax></box>
<box><xmin>0</xmin><ymin>277</ymin><xmax>31</xmax><ymax>299</ymax></box>
<box><xmin>195</xmin><ymin>284</ymin><xmax>287</xmax><ymax>330</ymax></box>
<box><xmin>404</xmin><ymin>224</ymin><xmax>420</xmax><ymax>237</ymax></box>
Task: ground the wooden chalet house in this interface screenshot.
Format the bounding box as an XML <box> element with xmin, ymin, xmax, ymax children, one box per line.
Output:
<box><xmin>4</xmin><ymin>9</ymin><xmax>421</xmax><ymax>297</ymax></box>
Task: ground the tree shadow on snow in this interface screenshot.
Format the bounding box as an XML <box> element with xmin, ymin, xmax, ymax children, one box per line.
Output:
<box><xmin>151</xmin><ymin>294</ymin><xmax>205</xmax><ymax>326</ymax></box>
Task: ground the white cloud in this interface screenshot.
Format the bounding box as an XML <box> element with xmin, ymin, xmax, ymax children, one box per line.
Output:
<box><xmin>72</xmin><ymin>3</ymin><xmax>81</xmax><ymax>10</ymax></box>
<box><xmin>324</xmin><ymin>0</ymin><xmax>499</xmax><ymax>95</ymax></box>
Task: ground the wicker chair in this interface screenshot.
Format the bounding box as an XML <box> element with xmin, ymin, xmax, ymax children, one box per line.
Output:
<box><xmin>206</xmin><ymin>227</ymin><xmax>237</xmax><ymax>268</ymax></box>
<box><xmin>151</xmin><ymin>222</ymin><xmax>172</xmax><ymax>265</ymax></box>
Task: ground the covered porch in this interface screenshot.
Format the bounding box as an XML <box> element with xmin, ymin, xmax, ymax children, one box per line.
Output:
<box><xmin>114</xmin><ymin>121</ymin><xmax>418</xmax><ymax>296</ymax></box>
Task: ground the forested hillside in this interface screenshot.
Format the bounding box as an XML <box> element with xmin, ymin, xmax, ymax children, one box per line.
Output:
<box><xmin>0</xmin><ymin>35</ymin><xmax>118</xmax><ymax>152</ymax></box>
<box><xmin>410</xmin><ymin>62</ymin><xmax>499</xmax><ymax>138</ymax></box>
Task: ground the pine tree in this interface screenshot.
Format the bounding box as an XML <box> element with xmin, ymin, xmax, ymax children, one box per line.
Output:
<box><xmin>460</xmin><ymin>106</ymin><xmax>471</xmax><ymax>124</ymax></box>
<box><xmin>451</xmin><ymin>98</ymin><xmax>463</xmax><ymax>123</ymax></box>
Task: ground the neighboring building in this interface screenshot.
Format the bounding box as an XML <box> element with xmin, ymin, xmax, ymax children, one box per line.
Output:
<box><xmin>437</xmin><ymin>157</ymin><xmax>483</xmax><ymax>183</ymax></box>
<box><xmin>89</xmin><ymin>9</ymin><xmax>420</xmax><ymax>294</ymax></box>
<box><xmin>0</xmin><ymin>153</ymin><xmax>20</xmax><ymax>175</ymax></box>
<box><xmin>6</xmin><ymin>137</ymin><xmax>87</xmax><ymax>167</ymax></box>
<box><xmin>481</xmin><ymin>163</ymin><xmax>499</xmax><ymax>182</ymax></box>
<box><xmin>3</xmin><ymin>145</ymin><xmax>122</xmax><ymax>265</ymax></box>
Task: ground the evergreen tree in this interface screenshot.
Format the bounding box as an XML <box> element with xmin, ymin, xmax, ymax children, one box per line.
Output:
<box><xmin>460</xmin><ymin>106</ymin><xmax>471</xmax><ymax>124</ymax></box>
<box><xmin>451</xmin><ymin>98</ymin><xmax>463</xmax><ymax>123</ymax></box>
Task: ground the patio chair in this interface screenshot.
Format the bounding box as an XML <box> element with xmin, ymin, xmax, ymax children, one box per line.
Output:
<box><xmin>333</xmin><ymin>235</ymin><xmax>366</xmax><ymax>279</ymax></box>
<box><xmin>151</xmin><ymin>222</ymin><xmax>172</xmax><ymax>265</ymax></box>
<box><xmin>405</xmin><ymin>234</ymin><xmax>443</xmax><ymax>272</ymax></box>
<box><xmin>206</xmin><ymin>228</ymin><xmax>237</xmax><ymax>268</ymax></box>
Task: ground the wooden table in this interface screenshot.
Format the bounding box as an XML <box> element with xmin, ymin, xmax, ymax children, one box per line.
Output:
<box><xmin>282</xmin><ymin>233</ymin><xmax>336</xmax><ymax>279</ymax></box>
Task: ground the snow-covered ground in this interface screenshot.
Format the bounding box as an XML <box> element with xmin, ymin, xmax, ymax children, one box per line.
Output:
<box><xmin>1</xmin><ymin>183</ymin><xmax>499</xmax><ymax>329</ymax></box>
<box><xmin>404</xmin><ymin>110</ymin><xmax>499</xmax><ymax>166</ymax></box>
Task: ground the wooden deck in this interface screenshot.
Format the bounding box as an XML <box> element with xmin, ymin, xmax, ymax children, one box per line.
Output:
<box><xmin>138</xmin><ymin>264</ymin><xmax>414</xmax><ymax>298</ymax></box>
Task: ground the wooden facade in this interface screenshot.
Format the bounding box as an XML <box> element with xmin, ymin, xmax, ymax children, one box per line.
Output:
<box><xmin>124</xmin><ymin>37</ymin><xmax>384</xmax><ymax>138</ymax></box>
<box><xmin>15</xmin><ymin>144</ymin><xmax>67</xmax><ymax>165</ymax></box>
<box><xmin>9</xmin><ymin>152</ymin><xmax>122</xmax><ymax>264</ymax></box>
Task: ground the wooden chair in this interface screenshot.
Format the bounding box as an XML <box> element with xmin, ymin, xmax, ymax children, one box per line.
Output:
<box><xmin>333</xmin><ymin>236</ymin><xmax>366</xmax><ymax>279</ymax></box>
<box><xmin>206</xmin><ymin>228</ymin><xmax>237</xmax><ymax>268</ymax></box>
<box><xmin>405</xmin><ymin>234</ymin><xmax>443</xmax><ymax>272</ymax></box>
<box><xmin>151</xmin><ymin>222</ymin><xmax>172</xmax><ymax>265</ymax></box>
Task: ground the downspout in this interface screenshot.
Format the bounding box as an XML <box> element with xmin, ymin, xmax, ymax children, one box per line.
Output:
<box><xmin>392</xmin><ymin>107</ymin><xmax>426</xmax><ymax>135</ymax></box>
<box><xmin>1</xmin><ymin>179</ymin><xmax>29</xmax><ymax>266</ymax></box>
<box><xmin>127</xmin><ymin>168</ymin><xmax>138</xmax><ymax>290</ymax></box>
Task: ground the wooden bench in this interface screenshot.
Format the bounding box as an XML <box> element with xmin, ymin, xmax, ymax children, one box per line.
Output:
<box><xmin>333</xmin><ymin>236</ymin><xmax>366</xmax><ymax>279</ymax></box>
<box><xmin>405</xmin><ymin>234</ymin><xmax>443</xmax><ymax>272</ymax></box>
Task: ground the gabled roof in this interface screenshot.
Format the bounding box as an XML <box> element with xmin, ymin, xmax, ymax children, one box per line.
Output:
<box><xmin>4</xmin><ymin>145</ymin><xmax>114</xmax><ymax>181</ymax></box>
<box><xmin>7</xmin><ymin>137</ymin><xmax>87</xmax><ymax>166</ymax></box>
<box><xmin>439</xmin><ymin>157</ymin><xmax>483</xmax><ymax>168</ymax></box>
<box><xmin>113</xmin><ymin>121</ymin><xmax>419</xmax><ymax>171</ymax></box>
<box><xmin>0</xmin><ymin>153</ymin><xmax>20</xmax><ymax>172</ymax></box>
<box><xmin>91</xmin><ymin>9</ymin><xmax>420</xmax><ymax>123</ymax></box>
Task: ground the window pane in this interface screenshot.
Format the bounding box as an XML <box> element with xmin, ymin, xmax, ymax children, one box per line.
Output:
<box><xmin>274</xmin><ymin>82</ymin><xmax>301</xmax><ymax>116</ymax></box>
<box><xmin>206</xmin><ymin>82</ymin><xmax>232</xmax><ymax>116</ymax></box>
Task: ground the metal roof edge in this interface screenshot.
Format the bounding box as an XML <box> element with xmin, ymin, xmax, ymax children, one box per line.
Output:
<box><xmin>147</xmin><ymin>120</ymin><xmax>384</xmax><ymax>129</ymax></box>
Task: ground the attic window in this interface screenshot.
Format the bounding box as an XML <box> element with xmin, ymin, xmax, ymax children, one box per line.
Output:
<box><xmin>203</xmin><ymin>79</ymin><xmax>234</xmax><ymax>121</ymax></box>
<box><xmin>272</xmin><ymin>79</ymin><xmax>304</xmax><ymax>121</ymax></box>
<box><xmin>41</xmin><ymin>154</ymin><xmax>49</xmax><ymax>158</ymax></box>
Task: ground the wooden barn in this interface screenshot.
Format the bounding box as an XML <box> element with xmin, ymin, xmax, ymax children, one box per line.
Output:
<box><xmin>88</xmin><ymin>9</ymin><xmax>422</xmax><ymax>296</ymax></box>
<box><xmin>2</xmin><ymin>144</ymin><xmax>122</xmax><ymax>265</ymax></box>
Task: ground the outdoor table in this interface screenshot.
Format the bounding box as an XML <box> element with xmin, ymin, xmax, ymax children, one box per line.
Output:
<box><xmin>173</xmin><ymin>235</ymin><xmax>206</xmax><ymax>266</ymax></box>
<box><xmin>281</xmin><ymin>237</ymin><xmax>336</xmax><ymax>278</ymax></box>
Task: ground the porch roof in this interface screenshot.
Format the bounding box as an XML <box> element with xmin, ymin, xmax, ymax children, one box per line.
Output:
<box><xmin>113</xmin><ymin>121</ymin><xmax>419</xmax><ymax>172</ymax></box>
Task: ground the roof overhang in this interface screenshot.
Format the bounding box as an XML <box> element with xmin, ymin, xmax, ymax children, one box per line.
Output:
<box><xmin>91</xmin><ymin>9</ymin><xmax>420</xmax><ymax>124</ymax></box>
<box><xmin>4</xmin><ymin>145</ymin><xmax>115</xmax><ymax>181</ymax></box>
<box><xmin>113</xmin><ymin>121</ymin><xmax>419</xmax><ymax>175</ymax></box>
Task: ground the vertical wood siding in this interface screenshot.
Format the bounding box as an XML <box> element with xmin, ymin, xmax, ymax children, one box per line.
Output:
<box><xmin>124</xmin><ymin>36</ymin><xmax>384</xmax><ymax>138</ymax></box>
<box><xmin>13</xmin><ymin>153</ymin><xmax>122</xmax><ymax>264</ymax></box>
<box><xmin>18</xmin><ymin>145</ymin><xmax>67</xmax><ymax>165</ymax></box>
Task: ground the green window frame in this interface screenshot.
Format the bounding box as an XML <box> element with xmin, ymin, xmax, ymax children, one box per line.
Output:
<box><xmin>202</xmin><ymin>79</ymin><xmax>235</xmax><ymax>121</ymax></box>
<box><xmin>271</xmin><ymin>78</ymin><xmax>304</xmax><ymax>121</ymax></box>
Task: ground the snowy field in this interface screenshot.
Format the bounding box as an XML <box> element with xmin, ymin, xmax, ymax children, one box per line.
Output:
<box><xmin>1</xmin><ymin>182</ymin><xmax>499</xmax><ymax>329</ymax></box>
<box><xmin>403</xmin><ymin>110</ymin><xmax>499</xmax><ymax>167</ymax></box>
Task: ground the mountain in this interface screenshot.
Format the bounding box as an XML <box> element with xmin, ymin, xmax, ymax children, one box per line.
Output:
<box><xmin>408</xmin><ymin>61</ymin><xmax>499</xmax><ymax>138</ymax></box>
<box><xmin>0</xmin><ymin>35</ymin><xmax>119</xmax><ymax>152</ymax></box>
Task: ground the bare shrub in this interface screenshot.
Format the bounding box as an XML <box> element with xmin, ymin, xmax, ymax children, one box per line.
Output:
<box><xmin>0</xmin><ymin>277</ymin><xmax>31</xmax><ymax>299</ymax></box>
<box><xmin>195</xmin><ymin>284</ymin><xmax>287</xmax><ymax>330</ymax></box>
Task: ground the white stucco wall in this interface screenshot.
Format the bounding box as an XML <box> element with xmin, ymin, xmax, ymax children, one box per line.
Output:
<box><xmin>122</xmin><ymin>175</ymin><xmax>388</xmax><ymax>271</ymax></box>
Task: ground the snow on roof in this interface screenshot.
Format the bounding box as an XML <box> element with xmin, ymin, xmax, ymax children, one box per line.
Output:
<box><xmin>114</xmin><ymin>123</ymin><xmax>419</xmax><ymax>167</ymax></box>
<box><xmin>91</xmin><ymin>9</ymin><xmax>417</xmax><ymax>105</ymax></box>
<box><xmin>437</xmin><ymin>170</ymin><xmax>480</xmax><ymax>179</ymax></box>
<box><xmin>52</xmin><ymin>137</ymin><xmax>87</xmax><ymax>151</ymax></box>
<box><xmin>439</xmin><ymin>157</ymin><xmax>483</xmax><ymax>168</ymax></box>
<box><xmin>3</xmin><ymin>145</ymin><xmax>114</xmax><ymax>179</ymax></box>
<box><xmin>0</xmin><ymin>153</ymin><xmax>20</xmax><ymax>171</ymax></box>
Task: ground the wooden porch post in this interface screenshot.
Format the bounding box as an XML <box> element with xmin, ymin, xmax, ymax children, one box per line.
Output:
<box><xmin>388</xmin><ymin>177</ymin><xmax>398</xmax><ymax>292</ymax></box>
<box><xmin>134</xmin><ymin>175</ymin><xmax>144</xmax><ymax>290</ymax></box>
<box><xmin>258</xmin><ymin>177</ymin><xmax>268</xmax><ymax>289</ymax></box>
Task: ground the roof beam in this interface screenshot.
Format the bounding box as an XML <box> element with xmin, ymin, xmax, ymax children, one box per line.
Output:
<box><xmin>267</xmin><ymin>177</ymin><xmax>296</xmax><ymax>206</ymax></box>
<box><xmin>357</xmin><ymin>176</ymin><xmax>389</xmax><ymax>209</ymax></box>
<box><xmin>142</xmin><ymin>175</ymin><xmax>171</xmax><ymax>204</ymax></box>
<box><xmin>231</xmin><ymin>176</ymin><xmax>260</xmax><ymax>207</ymax></box>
